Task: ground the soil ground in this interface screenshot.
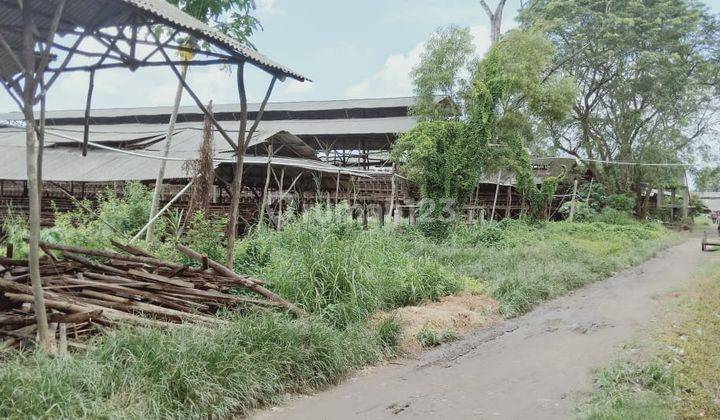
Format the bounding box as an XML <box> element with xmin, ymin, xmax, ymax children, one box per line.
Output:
<box><xmin>252</xmin><ymin>236</ymin><xmax>712</xmax><ymax>420</ymax></box>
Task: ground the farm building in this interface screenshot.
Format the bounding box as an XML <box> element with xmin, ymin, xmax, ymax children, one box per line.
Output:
<box><xmin>0</xmin><ymin>97</ymin><xmax>570</xmax><ymax>229</ymax></box>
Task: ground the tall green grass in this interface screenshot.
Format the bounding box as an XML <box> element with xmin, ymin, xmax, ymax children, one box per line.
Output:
<box><xmin>0</xmin><ymin>189</ymin><xmax>676</xmax><ymax>418</ymax></box>
<box><xmin>410</xmin><ymin>219</ymin><xmax>673</xmax><ymax>316</ymax></box>
<box><xmin>0</xmin><ymin>314</ymin><xmax>394</xmax><ymax>419</ymax></box>
<box><xmin>234</xmin><ymin>205</ymin><xmax>467</xmax><ymax>328</ymax></box>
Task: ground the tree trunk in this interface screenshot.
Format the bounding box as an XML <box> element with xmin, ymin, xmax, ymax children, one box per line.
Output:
<box><xmin>22</xmin><ymin>3</ymin><xmax>54</xmax><ymax>352</ymax></box>
<box><xmin>480</xmin><ymin>0</ymin><xmax>507</xmax><ymax>45</ymax></box>
<box><xmin>226</xmin><ymin>63</ymin><xmax>249</xmax><ymax>269</ymax></box>
<box><xmin>147</xmin><ymin>63</ymin><xmax>188</xmax><ymax>243</ymax></box>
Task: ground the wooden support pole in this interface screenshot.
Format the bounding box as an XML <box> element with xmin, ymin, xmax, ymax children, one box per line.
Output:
<box><xmin>147</xmin><ymin>63</ymin><xmax>189</xmax><ymax>243</ymax></box>
<box><xmin>506</xmin><ymin>186</ymin><xmax>512</xmax><ymax>218</ymax></box>
<box><xmin>81</xmin><ymin>69</ymin><xmax>95</xmax><ymax>156</ymax></box>
<box><xmin>226</xmin><ymin>68</ymin><xmax>276</xmax><ymax>268</ymax></box>
<box><xmin>490</xmin><ymin>172</ymin><xmax>502</xmax><ymax>221</ymax></box>
<box><xmin>258</xmin><ymin>145</ymin><xmax>273</xmax><ymax>226</ymax></box>
<box><xmin>335</xmin><ymin>170</ymin><xmax>341</xmax><ymax>205</ymax></box>
<box><xmin>568</xmin><ymin>179</ymin><xmax>579</xmax><ymax>222</ymax></box>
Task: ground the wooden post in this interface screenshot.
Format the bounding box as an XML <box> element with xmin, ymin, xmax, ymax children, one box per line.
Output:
<box><xmin>671</xmin><ymin>189</ymin><xmax>676</xmax><ymax>219</ymax></box>
<box><xmin>389</xmin><ymin>165</ymin><xmax>397</xmax><ymax>223</ymax></box>
<box><xmin>258</xmin><ymin>145</ymin><xmax>273</xmax><ymax>226</ymax></box>
<box><xmin>490</xmin><ymin>172</ymin><xmax>502</xmax><ymax>220</ymax></box>
<box><xmin>568</xmin><ymin>179</ymin><xmax>579</xmax><ymax>222</ymax></box>
<box><xmin>506</xmin><ymin>186</ymin><xmax>513</xmax><ymax>218</ymax></box>
<box><xmin>225</xmin><ymin>67</ymin><xmax>276</xmax><ymax>268</ymax></box>
<box><xmin>335</xmin><ymin>169</ymin><xmax>341</xmax><ymax>205</ymax></box>
<box><xmin>656</xmin><ymin>187</ymin><xmax>663</xmax><ymax>217</ymax></box>
<box><xmin>81</xmin><ymin>69</ymin><xmax>95</xmax><ymax>157</ymax></box>
<box><xmin>277</xmin><ymin>168</ymin><xmax>285</xmax><ymax>230</ymax></box>
<box><xmin>362</xmin><ymin>203</ymin><xmax>368</xmax><ymax>230</ymax></box>
<box><xmin>147</xmin><ymin>63</ymin><xmax>188</xmax><ymax>243</ymax></box>
<box><xmin>378</xmin><ymin>203</ymin><xmax>385</xmax><ymax>227</ymax></box>
<box><xmin>409</xmin><ymin>205</ymin><xmax>417</xmax><ymax>225</ymax></box>
<box><xmin>505</xmin><ymin>186</ymin><xmax>512</xmax><ymax>219</ymax></box>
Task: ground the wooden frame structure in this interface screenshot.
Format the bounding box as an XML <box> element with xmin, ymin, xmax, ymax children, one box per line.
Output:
<box><xmin>0</xmin><ymin>0</ymin><xmax>307</xmax><ymax>350</ymax></box>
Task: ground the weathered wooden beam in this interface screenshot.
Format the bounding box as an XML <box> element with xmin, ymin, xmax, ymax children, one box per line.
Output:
<box><xmin>82</xmin><ymin>69</ymin><xmax>95</xmax><ymax>156</ymax></box>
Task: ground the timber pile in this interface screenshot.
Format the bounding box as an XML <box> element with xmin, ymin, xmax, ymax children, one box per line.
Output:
<box><xmin>0</xmin><ymin>240</ymin><xmax>303</xmax><ymax>350</ymax></box>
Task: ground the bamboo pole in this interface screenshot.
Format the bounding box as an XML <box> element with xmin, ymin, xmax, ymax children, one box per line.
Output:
<box><xmin>147</xmin><ymin>63</ymin><xmax>189</xmax><ymax>243</ymax></box>
<box><xmin>132</xmin><ymin>179</ymin><xmax>194</xmax><ymax>242</ymax></box>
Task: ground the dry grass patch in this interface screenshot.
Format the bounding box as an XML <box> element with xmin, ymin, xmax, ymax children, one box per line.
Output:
<box><xmin>380</xmin><ymin>294</ymin><xmax>500</xmax><ymax>354</ymax></box>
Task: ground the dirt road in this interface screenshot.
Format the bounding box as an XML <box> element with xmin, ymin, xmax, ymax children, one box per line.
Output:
<box><xmin>252</xmin><ymin>237</ymin><xmax>711</xmax><ymax>420</ymax></box>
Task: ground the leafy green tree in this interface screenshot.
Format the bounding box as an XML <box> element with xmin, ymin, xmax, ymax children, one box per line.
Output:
<box><xmin>166</xmin><ymin>0</ymin><xmax>261</xmax><ymax>45</ymax></box>
<box><xmin>519</xmin><ymin>0</ymin><xmax>720</xmax><ymax>216</ymax></box>
<box><xmin>410</xmin><ymin>25</ymin><xmax>477</xmax><ymax>119</ymax></box>
<box><xmin>693</xmin><ymin>167</ymin><xmax>720</xmax><ymax>192</ymax></box>
<box><xmin>394</xmin><ymin>29</ymin><xmax>575</xmax><ymax>230</ymax></box>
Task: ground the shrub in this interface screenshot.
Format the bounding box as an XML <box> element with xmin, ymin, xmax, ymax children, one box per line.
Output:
<box><xmin>605</xmin><ymin>194</ymin><xmax>636</xmax><ymax>212</ymax></box>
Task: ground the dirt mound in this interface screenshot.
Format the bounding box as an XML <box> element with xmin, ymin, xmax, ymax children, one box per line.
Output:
<box><xmin>388</xmin><ymin>294</ymin><xmax>500</xmax><ymax>354</ymax></box>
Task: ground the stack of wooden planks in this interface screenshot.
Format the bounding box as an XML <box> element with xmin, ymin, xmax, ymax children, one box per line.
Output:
<box><xmin>0</xmin><ymin>240</ymin><xmax>303</xmax><ymax>350</ymax></box>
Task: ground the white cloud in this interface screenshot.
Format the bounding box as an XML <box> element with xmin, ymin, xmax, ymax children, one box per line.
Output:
<box><xmin>343</xmin><ymin>42</ymin><xmax>424</xmax><ymax>98</ymax></box>
<box><xmin>342</xmin><ymin>25</ymin><xmax>492</xmax><ymax>99</ymax></box>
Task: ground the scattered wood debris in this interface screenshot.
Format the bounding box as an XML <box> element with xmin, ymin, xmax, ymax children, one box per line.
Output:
<box><xmin>0</xmin><ymin>241</ymin><xmax>303</xmax><ymax>350</ymax></box>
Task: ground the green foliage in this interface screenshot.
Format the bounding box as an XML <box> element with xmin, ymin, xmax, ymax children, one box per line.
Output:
<box><xmin>520</xmin><ymin>0</ymin><xmax>719</xmax><ymax>203</ymax></box>
<box><xmin>182</xmin><ymin>212</ymin><xmax>228</xmax><ymax>264</ymax></box>
<box><xmin>47</xmin><ymin>182</ymin><xmax>157</xmax><ymax>250</ymax></box>
<box><xmin>0</xmin><ymin>209</ymin><xmax>29</xmax><ymax>258</ymax></box>
<box><xmin>416</xmin><ymin>328</ymin><xmax>459</xmax><ymax>348</ymax></box>
<box><xmin>410</xmin><ymin>25</ymin><xmax>476</xmax><ymax>119</ymax></box>
<box><xmin>391</xmin><ymin>120</ymin><xmax>487</xmax><ymax>236</ymax></box>
<box><xmin>165</xmin><ymin>0</ymin><xmax>261</xmax><ymax>46</ymax></box>
<box><xmin>235</xmin><ymin>204</ymin><xmax>465</xmax><ymax>328</ymax></box>
<box><xmin>693</xmin><ymin>166</ymin><xmax>720</xmax><ymax>192</ymax></box>
<box><xmin>605</xmin><ymin>194</ymin><xmax>636</xmax><ymax>213</ymax></box>
<box><xmin>420</xmin><ymin>219</ymin><xmax>672</xmax><ymax>316</ymax></box>
<box><xmin>582</xmin><ymin>362</ymin><xmax>675</xmax><ymax>419</ymax></box>
<box><xmin>375</xmin><ymin>316</ymin><xmax>404</xmax><ymax>356</ymax></box>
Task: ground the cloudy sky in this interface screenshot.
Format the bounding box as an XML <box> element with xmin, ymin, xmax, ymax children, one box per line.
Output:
<box><xmin>1</xmin><ymin>0</ymin><xmax>718</xmax><ymax>112</ymax></box>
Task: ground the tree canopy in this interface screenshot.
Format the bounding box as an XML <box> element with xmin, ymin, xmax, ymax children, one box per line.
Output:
<box><xmin>166</xmin><ymin>0</ymin><xmax>261</xmax><ymax>45</ymax></box>
<box><xmin>519</xmin><ymin>0</ymin><xmax>720</xmax><ymax>214</ymax></box>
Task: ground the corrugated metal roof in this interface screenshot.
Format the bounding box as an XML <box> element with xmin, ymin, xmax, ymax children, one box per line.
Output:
<box><xmin>0</xmin><ymin>126</ymin><xmax>363</xmax><ymax>182</ymax></box>
<box><xmin>0</xmin><ymin>0</ymin><xmax>306</xmax><ymax>82</ymax></box>
<box><xmin>0</xmin><ymin>117</ymin><xmax>418</xmax><ymax>146</ymax></box>
<box><xmin>0</xmin><ymin>97</ymin><xmax>428</xmax><ymax>122</ymax></box>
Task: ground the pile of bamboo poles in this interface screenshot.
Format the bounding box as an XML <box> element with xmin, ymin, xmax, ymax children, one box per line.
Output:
<box><xmin>0</xmin><ymin>240</ymin><xmax>303</xmax><ymax>350</ymax></box>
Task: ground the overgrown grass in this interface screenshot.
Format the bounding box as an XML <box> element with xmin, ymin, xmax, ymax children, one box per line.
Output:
<box><xmin>580</xmin><ymin>262</ymin><xmax>720</xmax><ymax>419</ymax></box>
<box><xmin>233</xmin><ymin>204</ymin><xmax>469</xmax><ymax>328</ymax></box>
<box><xmin>410</xmin><ymin>218</ymin><xmax>674</xmax><ymax>316</ymax></box>
<box><xmin>0</xmin><ymin>313</ymin><xmax>398</xmax><ymax>418</ymax></box>
<box><xmin>0</xmin><ymin>184</ymin><xmax>678</xmax><ymax>418</ymax></box>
